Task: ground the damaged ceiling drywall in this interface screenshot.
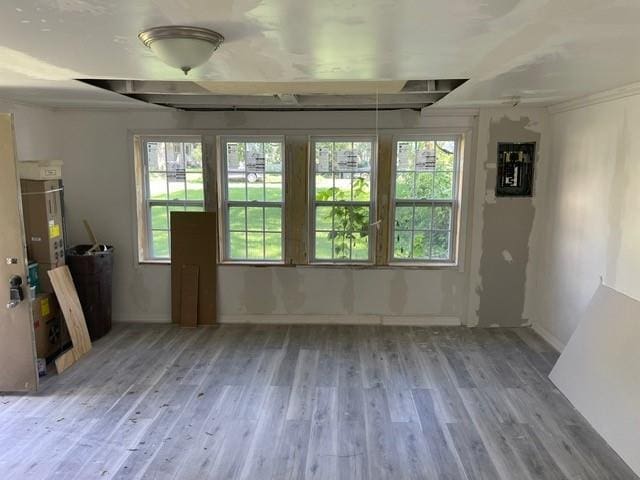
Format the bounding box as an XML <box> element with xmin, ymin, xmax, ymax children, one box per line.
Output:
<box><xmin>78</xmin><ymin>79</ymin><xmax>467</xmax><ymax>111</ymax></box>
<box><xmin>1</xmin><ymin>1</ymin><xmax>640</xmax><ymax>107</ymax></box>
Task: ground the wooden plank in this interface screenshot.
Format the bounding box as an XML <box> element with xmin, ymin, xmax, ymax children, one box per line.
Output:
<box><xmin>170</xmin><ymin>212</ymin><xmax>217</xmax><ymax>325</ymax></box>
<box><xmin>412</xmin><ymin>388</ymin><xmax>465</xmax><ymax>479</ymax></box>
<box><xmin>273</xmin><ymin>420</ymin><xmax>311</xmax><ymax>480</ymax></box>
<box><xmin>286</xmin><ymin>349</ymin><xmax>319</xmax><ymax>420</ymax></box>
<box><xmin>376</xmin><ymin>134</ymin><xmax>393</xmax><ymax>265</ymax></box>
<box><xmin>53</xmin><ymin>350</ymin><xmax>77</xmax><ymax>374</ymax></box>
<box><xmin>82</xmin><ymin>220</ymin><xmax>100</xmax><ymax>252</ymax></box>
<box><xmin>362</xmin><ymin>387</ymin><xmax>401</xmax><ymax>479</ymax></box>
<box><xmin>285</xmin><ymin>137</ymin><xmax>308</xmax><ymax>264</ymax></box>
<box><xmin>305</xmin><ymin>386</ymin><xmax>339</xmax><ymax>479</ymax></box>
<box><xmin>180</xmin><ymin>264</ymin><xmax>199</xmax><ymax>328</ymax></box>
<box><xmin>448</xmin><ymin>422</ymin><xmax>501</xmax><ymax>480</ymax></box>
<box><xmin>48</xmin><ymin>266</ymin><xmax>92</xmax><ymax>374</ymax></box>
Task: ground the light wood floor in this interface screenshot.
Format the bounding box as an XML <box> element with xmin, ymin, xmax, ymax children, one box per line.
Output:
<box><xmin>0</xmin><ymin>323</ymin><xmax>636</xmax><ymax>480</ymax></box>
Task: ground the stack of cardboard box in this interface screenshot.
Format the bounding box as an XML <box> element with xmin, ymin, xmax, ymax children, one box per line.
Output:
<box><xmin>21</xmin><ymin>178</ymin><xmax>66</xmax><ymax>292</ymax></box>
<box><xmin>19</xmin><ymin>161</ymin><xmax>70</xmax><ymax>364</ymax></box>
<box><xmin>31</xmin><ymin>293</ymin><xmax>63</xmax><ymax>361</ymax></box>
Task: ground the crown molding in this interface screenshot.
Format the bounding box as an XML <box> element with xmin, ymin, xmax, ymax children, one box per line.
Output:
<box><xmin>548</xmin><ymin>82</ymin><xmax>640</xmax><ymax>115</ymax></box>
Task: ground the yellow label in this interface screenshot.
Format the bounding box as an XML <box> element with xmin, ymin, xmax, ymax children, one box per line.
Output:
<box><xmin>49</xmin><ymin>224</ymin><xmax>61</xmax><ymax>238</ymax></box>
<box><xmin>40</xmin><ymin>298</ymin><xmax>50</xmax><ymax>317</ymax></box>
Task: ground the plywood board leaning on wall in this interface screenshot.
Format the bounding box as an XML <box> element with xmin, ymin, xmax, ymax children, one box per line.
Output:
<box><xmin>171</xmin><ymin>212</ymin><xmax>217</xmax><ymax>325</ymax></box>
<box><xmin>48</xmin><ymin>265</ymin><xmax>92</xmax><ymax>374</ymax></box>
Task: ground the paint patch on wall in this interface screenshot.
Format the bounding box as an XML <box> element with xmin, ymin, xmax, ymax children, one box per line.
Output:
<box><xmin>476</xmin><ymin>115</ymin><xmax>540</xmax><ymax>327</ymax></box>
<box><xmin>389</xmin><ymin>270</ymin><xmax>408</xmax><ymax>315</ymax></box>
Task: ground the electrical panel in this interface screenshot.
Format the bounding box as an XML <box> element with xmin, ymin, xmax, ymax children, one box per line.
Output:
<box><xmin>496</xmin><ymin>142</ymin><xmax>535</xmax><ymax>197</ymax></box>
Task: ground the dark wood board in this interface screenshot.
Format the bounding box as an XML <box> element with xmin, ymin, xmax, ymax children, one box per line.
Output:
<box><xmin>180</xmin><ymin>265</ymin><xmax>199</xmax><ymax>328</ymax></box>
<box><xmin>170</xmin><ymin>212</ymin><xmax>217</xmax><ymax>325</ymax></box>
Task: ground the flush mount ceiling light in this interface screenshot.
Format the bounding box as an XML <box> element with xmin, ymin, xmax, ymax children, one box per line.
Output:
<box><xmin>138</xmin><ymin>26</ymin><xmax>224</xmax><ymax>75</ymax></box>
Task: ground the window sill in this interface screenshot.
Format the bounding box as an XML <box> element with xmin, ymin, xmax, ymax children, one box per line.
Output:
<box><xmin>386</xmin><ymin>261</ymin><xmax>459</xmax><ymax>270</ymax></box>
<box><xmin>138</xmin><ymin>260</ymin><xmax>460</xmax><ymax>270</ymax></box>
<box><xmin>219</xmin><ymin>261</ymin><xmax>287</xmax><ymax>267</ymax></box>
<box><xmin>305</xmin><ymin>262</ymin><xmax>374</xmax><ymax>268</ymax></box>
<box><xmin>139</xmin><ymin>259</ymin><xmax>170</xmax><ymax>265</ymax></box>
<box><xmin>300</xmin><ymin>262</ymin><xmax>459</xmax><ymax>270</ymax></box>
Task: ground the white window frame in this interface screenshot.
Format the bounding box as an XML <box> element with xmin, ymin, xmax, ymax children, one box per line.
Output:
<box><xmin>389</xmin><ymin>134</ymin><xmax>462</xmax><ymax>265</ymax></box>
<box><xmin>308</xmin><ymin>135</ymin><xmax>378</xmax><ymax>264</ymax></box>
<box><xmin>218</xmin><ymin>135</ymin><xmax>286</xmax><ymax>264</ymax></box>
<box><xmin>137</xmin><ymin>135</ymin><xmax>205</xmax><ymax>262</ymax></box>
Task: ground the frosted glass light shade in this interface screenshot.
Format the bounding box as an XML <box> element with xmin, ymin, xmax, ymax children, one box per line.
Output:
<box><xmin>149</xmin><ymin>38</ymin><xmax>216</xmax><ymax>73</ymax></box>
<box><xmin>139</xmin><ymin>26</ymin><xmax>224</xmax><ymax>75</ymax></box>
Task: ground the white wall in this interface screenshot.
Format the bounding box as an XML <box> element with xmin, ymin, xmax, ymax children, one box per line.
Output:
<box><xmin>534</xmin><ymin>87</ymin><xmax>640</xmax><ymax>347</ymax></box>
<box><xmin>0</xmin><ymin>99</ymin><xmax>59</xmax><ymax>161</ymax></box>
<box><xmin>51</xmin><ymin>106</ymin><xmax>548</xmax><ymax>325</ymax></box>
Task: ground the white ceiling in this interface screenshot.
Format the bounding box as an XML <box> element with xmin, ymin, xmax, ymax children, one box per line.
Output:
<box><xmin>1</xmin><ymin>0</ymin><xmax>640</xmax><ymax>108</ymax></box>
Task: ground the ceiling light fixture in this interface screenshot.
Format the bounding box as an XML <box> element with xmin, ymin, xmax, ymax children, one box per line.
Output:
<box><xmin>138</xmin><ymin>26</ymin><xmax>224</xmax><ymax>75</ymax></box>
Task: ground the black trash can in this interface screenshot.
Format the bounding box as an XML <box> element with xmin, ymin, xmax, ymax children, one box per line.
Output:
<box><xmin>66</xmin><ymin>244</ymin><xmax>114</xmax><ymax>341</ymax></box>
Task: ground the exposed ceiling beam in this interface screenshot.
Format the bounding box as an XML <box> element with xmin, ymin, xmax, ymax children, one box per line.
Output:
<box><xmin>78</xmin><ymin>78</ymin><xmax>467</xmax><ymax>111</ymax></box>
<box><xmin>401</xmin><ymin>79</ymin><xmax>467</xmax><ymax>93</ymax></box>
<box><xmin>133</xmin><ymin>93</ymin><xmax>444</xmax><ymax>107</ymax></box>
<box><xmin>277</xmin><ymin>93</ymin><xmax>299</xmax><ymax>105</ymax></box>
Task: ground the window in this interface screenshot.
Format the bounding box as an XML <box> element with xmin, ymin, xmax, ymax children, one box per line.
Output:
<box><xmin>219</xmin><ymin>137</ymin><xmax>284</xmax><ymax>262</ymax></box>
<box><xmin>391</xmin><ymin>137</ymin><xmax>459</xmax><ymax>263</ymax></box>
<box><xmin>141</xmin><ymin>137</ymin><xmax>205</xmax><ymax>259</ymax></box>
<box><xmin>310</xmin><ymin>137</ymin><xmax>376</xmax><ymax>263</ymax></box>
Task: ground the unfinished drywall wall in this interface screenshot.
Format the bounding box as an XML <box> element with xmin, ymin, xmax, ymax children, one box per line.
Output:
<box><xmin>549</xmin><ymin>285</ymin><xmax>640</xmax><ymax>477</ymax></box>
<box><xmin>0</xmin><ymin>99</ymin><xmax>60</xmax><ymax>161</ymax></box>
<box><xmin>51</xmin><ymin>109</ymin><xmax>476</xmax><ymax>324</ymax></box>
<box><xmin>467</xmin><ymin>108</ymin><xmax>549</xmax><ymax>327</ymax></box>
<box><xmin>534</xmin><ymin>87</ymin><xmax>640</xmax><ymax>347</ymax></box>
<box><xmin>51</xmin><ymin>106</ymin><xmax>548</xmax><ymax>325</ymax></box>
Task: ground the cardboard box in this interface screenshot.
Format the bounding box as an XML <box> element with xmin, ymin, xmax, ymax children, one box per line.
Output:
<box><xmin>170</xmin><ymin>212</ymin><xmax>217</xmax><ymax>325</ymax></box>
<box><xmin>32</xmin><ymin>293</ymin><xmax>58</xmax><ymax>359</ymax></box>
<box><xmin>32</xmin><ymin>293</ymin><xmax>71</xmax><ymax>360</ymax></box>
<box><xmin>20</xmin><ymin>179</ymin><xmax>66</xmax><ymax>265</ymax></box>
<box><xmin>19</xmin><ymin>160</ymin><xmax>63</xmax><ymax>180</ymax></box>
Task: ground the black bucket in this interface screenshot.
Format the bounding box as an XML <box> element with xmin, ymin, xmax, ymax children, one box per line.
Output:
<box><xmin>66</xmin><ymin>244</ymin><xmax>114</xmax><ymax>341</ymax></box>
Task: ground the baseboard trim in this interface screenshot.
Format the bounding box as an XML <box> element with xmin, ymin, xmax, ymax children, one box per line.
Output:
<box><xmin>532</xmin><ymin>323</ymin><xmax>566</xmax><ymax>352</ymax></box>
<box><xmin>114</xmin><ymin>314</ymin><xmax>170</xmax><ymax>324</ymax></box>
<box><xmin>381</xmin><ymin>315</ymin><xmax>460</xmax><ymax>326</ymax></box>
<box><xmin>114</xmin><ymin>313</ymin><xmax>461</xmax><ymax>327</ymax></box>
<box><xmin>219</xmin><ymin>314</ymin><xmax>461</xmax><ymax>326</ymax></box>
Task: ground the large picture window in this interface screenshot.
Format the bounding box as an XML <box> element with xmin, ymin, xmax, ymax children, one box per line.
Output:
<box><xmin>141</xmin><ymin>137</ymin><xmax>204</xmax><ymax>259</ymax></box>
<box><xmin>219</xmin><ymin>137</ymin><xmax>285</xmax><ymax>262</ymax></box>
<box><xmin>391</xmin><ymin>136</ymin><xmax>460</xmax><ymax>263</ymax></box>
<box><xmin>135</xmin><ymin>132</ymin><xmax>465</xmax><ymax>267</ymax></box>
<box><xmin>310</xmin><ymin>137</ymin><xmax>376</xmax><ymax>263</ymax></box>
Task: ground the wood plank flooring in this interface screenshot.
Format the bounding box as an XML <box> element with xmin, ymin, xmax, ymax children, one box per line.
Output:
<box><xmin>0</xmin><ymin>323</ymin><xmax>636</xmax><ymax>480</ymax></box>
